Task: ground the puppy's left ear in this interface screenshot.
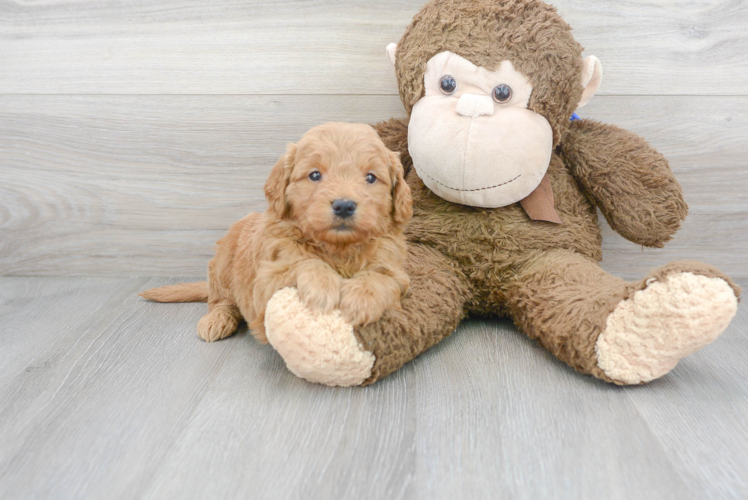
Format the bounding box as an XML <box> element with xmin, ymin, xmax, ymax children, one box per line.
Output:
<box><xmin>389</xmin><ymin>151</ymin><xmax>412</xmax><ymax>226</ymax></box>
<box><xmin>265</xmin><ymin>143</ymin><xmax>297</xmax><ymax>219</ymax></box>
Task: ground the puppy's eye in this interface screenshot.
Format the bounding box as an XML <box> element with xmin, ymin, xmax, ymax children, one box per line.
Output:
<box><xmin>308</xmin><ymin>171</ymin><xmax>321</xmax><ymax>181</ymax></box>
<box><xmin>365</xmin><ymin>173</ymin><xmax>377</xmax><ymax>184</ymax></box>
<box><xmin>492</xmin><ymin>84</ymin><xmax>512</xmax><ymax>103</ymax></box>
<box><xmin>439</xmin><ymin>75</ymin><xmax>456</xmax><ymax>95</ymax></box>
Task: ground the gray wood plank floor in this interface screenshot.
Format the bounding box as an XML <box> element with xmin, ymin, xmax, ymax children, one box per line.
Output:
<box><xmin>0</xmin><ymin>277</ymin><xmax>746</xmax><ymax>499</ymax></box>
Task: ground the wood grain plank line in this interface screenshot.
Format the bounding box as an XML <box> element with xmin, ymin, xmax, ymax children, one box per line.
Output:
<box><xmin>0</xmin><ymin>94</ymin><xmax>745</xmax><ymax>277</ymax></box>
<box><xmin>142</xmin><ymin>343</ymin><xmax>416</xmax><ymax>500</ymax></box>
<box><xmin>0</xmin><ymin>277</ymin><xmax>236</xmax><ymax>499</ymax></box>
<box><xmin>0</xmin><ymin>0</ymin><xmax>746</xmax><ymax>95</ymax></box>
<box><xmin>0</xmin><ymin>277</ymin><xmax>745</xmax><ymax>498</ymax></box>
<box><xmin>412</xmin><ymin>319</ymin><xmax>691</xmax><ymax>499</ymax></box>
<box><xmin>625</xmin><ymin>305</ymin><xmax>748</xmax><ymax>498</ymax></box>
<box><xmin>0</xmin><ymin>277</ymin><xmax>145</xmax><ymax>378</ymax></box>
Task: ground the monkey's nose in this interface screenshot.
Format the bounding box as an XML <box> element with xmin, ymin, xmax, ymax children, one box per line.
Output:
<box><xmin>455</xmin><ymin>94</ymin><xmax>495</xmax><ymax>118</ymax></box>
<box><xmin>332</xmin><ymin>199</ymin><xmax>357</xmax><ymax>219</ymax></box>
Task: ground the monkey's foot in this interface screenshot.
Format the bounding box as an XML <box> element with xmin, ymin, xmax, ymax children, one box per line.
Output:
<box><xmin>264</xmin><ymin>288</ymin><xmax>374</xmax><ymax>387</ymax></box>
<box><xmin>596</xmin><ymin>271</ymin><xmax>739</xmax><ymax>384</ymax></box>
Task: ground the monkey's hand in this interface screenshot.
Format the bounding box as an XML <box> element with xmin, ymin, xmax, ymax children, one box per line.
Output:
<box><xmin>561</xmin><ymin>119</ymin><xmax>688</xmax><ymax>248</ymax></box>
<box><xmin>265</xmin><ymin>288</ymin><xmax>375</xmax><ymax>387</ymax></box>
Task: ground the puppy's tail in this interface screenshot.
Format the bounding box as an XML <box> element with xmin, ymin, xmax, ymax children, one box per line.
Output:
<box><xmin>139</xmin><ymin>282</ymin><xmax>208</xmax><ymax>303</ymax></box>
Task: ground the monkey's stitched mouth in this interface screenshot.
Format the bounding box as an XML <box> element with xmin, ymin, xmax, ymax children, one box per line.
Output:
<box><xmin>420</xmin><ymin>171</ymin><xmax>522</xmax><ymax>192</ymax></box>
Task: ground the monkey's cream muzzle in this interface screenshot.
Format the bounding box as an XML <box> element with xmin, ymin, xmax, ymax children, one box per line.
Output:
<box><xmin>407</xmin><ymin>51</ymin><xmax>554</xmax><ymax>208</ymax></box>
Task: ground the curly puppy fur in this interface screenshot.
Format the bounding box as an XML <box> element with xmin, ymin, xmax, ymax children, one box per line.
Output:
<box><xmin>140</xmin><ymin>122</ymin><xmax>412</xmax><ymax>343</ymax></box>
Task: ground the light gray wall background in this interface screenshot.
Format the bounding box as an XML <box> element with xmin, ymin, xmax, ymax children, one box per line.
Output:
<box><xmin>1</xmin><ymin>0</ymin><xmax>746</xmax><ymax>278</ymax></box>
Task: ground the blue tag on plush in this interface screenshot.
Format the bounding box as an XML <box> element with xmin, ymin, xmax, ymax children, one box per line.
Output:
<box><xmin>570</xmin><ymin>113</ymin><xmax>581</xmax><ymax>121</ymax></box>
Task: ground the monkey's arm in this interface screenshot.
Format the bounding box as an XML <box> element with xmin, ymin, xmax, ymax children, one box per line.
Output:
<box><xmin>561</xmin><ymin>119</ymin><xmax>688</xmax><ymax>248</ymax></box>
<box><xmin>264</xmin><ymin>244</ymin><xmax>472</xmax><ymax>386</ymax></box>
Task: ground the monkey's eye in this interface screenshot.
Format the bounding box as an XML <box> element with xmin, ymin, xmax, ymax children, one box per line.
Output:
<box><xmin>492</xmin><ymin>84</ymin><xmax>513</xmax><ymax>103</ymax></box>
<box><xmin>365</xmin><ymin>173</ymin><xmax>377</xmax><ymax>184</ymax></box>
<box><xmin>308</xmin><ymin>171</ymin><xmax>322</xmax><ymax>181</ymax></box>
<box><xmin>439</xmin><ymin>75</ymin><xmax>457</xmax><ymax>95</ymax></box>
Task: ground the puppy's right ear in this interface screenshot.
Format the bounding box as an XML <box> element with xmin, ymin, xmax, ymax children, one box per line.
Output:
<box><xmin>264</xmin><ymin>143</ymin><xmax>297</xmax><ymax>219</ymax></box>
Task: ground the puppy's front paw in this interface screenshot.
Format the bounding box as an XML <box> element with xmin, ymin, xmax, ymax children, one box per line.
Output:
<box><xmin>197</xmin><ymin>310</ymin><xmax>239</xmax><ymax>342</ymax></box>
<box><xmin>339</xmin><ymin>279</ymin><xmax>392</xmax><ymax>327</ymax></box>
<box><xmin>297</xmin><ymin>269</ymin><xmax>342</xmax><ymax>314</ymax></box>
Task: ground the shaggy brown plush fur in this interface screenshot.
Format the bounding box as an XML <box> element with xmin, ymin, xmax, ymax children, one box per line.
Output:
<box><xmin>360</xmin><ymin>121</ymin><xmax>740</xmax><ymax>384</ymax></box>
<box><xmin>140</xmin><ymin>122</ymin><xmax>412</xmax><ymax>342</ymax></box>
<box><xmin>342</xmin><ymin>0</ymin><xmax>739</xmax><ymax>385</ymax></box>
<box><xmin>561</xmin><ymin>119</ymin><xmax>689</xmax><ymax>247</ymax></box>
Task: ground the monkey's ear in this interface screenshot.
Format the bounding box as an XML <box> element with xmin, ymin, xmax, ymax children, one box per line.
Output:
<box><xmin>389</xmin><ymin>150</ymin><xmax>413</xmax><ymax>226</ymax></box>
<box><xmin>264</xmin><ymin>143</ymin><xmax>297</xmax><ymax>219</ymax></box>
<box><xmin>386</xmin><ymin>43</ymin><xmax>398</xmax><ymax>69</ymax></box>
<box><xmin>577</xmin><ymin>55</ymin><xmax>603</xmax><ymax>109</ymax></box>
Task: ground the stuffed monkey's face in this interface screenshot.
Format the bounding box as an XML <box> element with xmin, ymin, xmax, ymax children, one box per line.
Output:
<box><xmin>408</xmin><ymin>51</ymin><xmax>553</xmax><ymax>208</ymax></box>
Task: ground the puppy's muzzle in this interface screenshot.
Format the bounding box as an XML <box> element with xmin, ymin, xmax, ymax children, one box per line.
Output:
<box><xmin>332</xmin><ymin>199</ymin><xmax>357</xmax><ymax>219</ymax></box>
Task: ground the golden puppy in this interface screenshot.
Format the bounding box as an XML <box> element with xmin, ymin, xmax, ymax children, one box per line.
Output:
<box><xmin>140</xmin><ymin>122</ymin><xmax>412</xmax><ymax>343</ymax></box>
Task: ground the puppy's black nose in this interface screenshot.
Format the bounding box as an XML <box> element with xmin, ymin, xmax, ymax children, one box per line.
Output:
<box><xmin>332</xmin><ymin>199</ymin><xmax>357</xmax><ymax>219</ymax></box>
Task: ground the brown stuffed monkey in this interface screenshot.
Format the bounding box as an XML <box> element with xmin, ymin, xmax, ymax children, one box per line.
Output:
<box><xmin>262</xmin><ymin>0</ymin><xmax>741</xmax><ymax>387</ymax></box>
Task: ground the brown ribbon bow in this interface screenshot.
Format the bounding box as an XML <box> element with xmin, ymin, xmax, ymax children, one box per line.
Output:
<box><xmin>518</xmin><ymin>173</ymin><xmax>562</xmax><ymax>224</ymax></box>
